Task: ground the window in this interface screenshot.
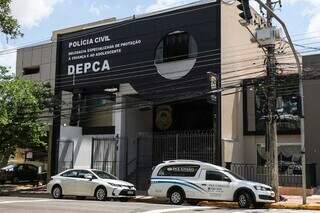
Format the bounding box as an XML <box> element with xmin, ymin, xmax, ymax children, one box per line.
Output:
<box><xmin>163</xmin><ymin>32</ymin><xmax>189</xmax><ymax>62</ymax></box>
<box><xmin>257</xmin><ymin>144</ymin><xmax>302</xmax><ymax>175</ymax></box>
<box><xmin>26</xmin><ymin>164</ymin><xmax>38</xmax><ymax>172</ymax></box>
<box><xmin>243</xmin><ymin>74</ymin><xmax>300</xmax><ymax>135</ymax></box>
<box><xmin>155</xmin><ymin>31</ymin><xmax>197</xmax><ymax>64</ymax></box>
<box><xmin>77</xmin><ymin>170</ymin><xmax>95</xmax><ymax>179</ymax></box>
<box><xmin>23</xmin><ymin>67</ymin><xmax>40</xmax><ymax>75</ymax></box>
<box><xmin>157</xmin><ymin>165</ymin><xmax>200</xmax><ymax>177</ymax></box>
<box><xmin>16</xmin><ymin>165</ymin><xmax>24</xmax><ymax>172</ymax></box>
<box><xmin>61</xmin><ymin>170</ymin><xmax>79</xmax><ymax>178</ymax></box>
<box><xmin>92</xmin><ymin>170</ymin><xmax>117</xmax><ymax>180</ymax></box>
<box><xmin>206</xmin><ymin>171</ymin><xmax>230</xmax><ymax>182</ymax></box>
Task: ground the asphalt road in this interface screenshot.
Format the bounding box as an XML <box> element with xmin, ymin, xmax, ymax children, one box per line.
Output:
<box><xmin>0</xmin><ymin>197</ymin><xmax>317</xmax><ymax>213</ymax></box>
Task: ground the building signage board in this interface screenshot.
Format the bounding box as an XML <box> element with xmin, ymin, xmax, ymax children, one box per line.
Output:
<box><xmin>56</xmin><ymin>2</ymin><xmax>221</xmax><ymax>100</ymax></box>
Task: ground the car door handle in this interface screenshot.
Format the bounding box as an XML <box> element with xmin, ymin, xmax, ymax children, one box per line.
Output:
<box><xmin>202</xmin><ymin>184</ymin><xmax>207</xmax><ymax>186</ymax></box>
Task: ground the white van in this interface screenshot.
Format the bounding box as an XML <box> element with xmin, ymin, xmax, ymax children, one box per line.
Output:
<box><xmin>148</xmin><ymin>160</ymin><xmax>275</xmax><ymax>208</ymax></box>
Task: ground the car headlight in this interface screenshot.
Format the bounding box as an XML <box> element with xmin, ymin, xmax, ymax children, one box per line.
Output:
<box><xmin>254</xmin><ymin>185</ymin><xmax>270</xmax><ymax>191</ymax></box>
<box><xmin>108</xmin><ymin>183</ymin><xmax>123</xmax><ymax>187</ymax></box>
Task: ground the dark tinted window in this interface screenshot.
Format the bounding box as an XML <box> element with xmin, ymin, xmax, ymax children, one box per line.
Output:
<box><xmin>61</xmin><ymin>170</ymin><xmax>78</xmax><ymax>178</ymax></box>
<box><xmin>163</xmin><ymin>32</ymin><xmax>189</xmax><ymax>62</ymax></box>
<box><xmin>23</xmin><ymin>67</ymin><xmax>40</xmax><ymax>75</ymax></box>
<box><xmin>158</xmin><ymin>165</ymin><xmax>200</xmax><ymax>177</ymax></box>
<box><xmin>206</xmin><ymin>171</ymin><xmax>229</xmax><ymax>181</ymax></box>
<box><xmin>17</xmin><ymin>165</ymin><xmax>24</xmax><ymax>172</ymax></box>
<box><xmin>26</xmin><ymin>165</ymin><xmax>38</xmax><ymax>172</ymax></box>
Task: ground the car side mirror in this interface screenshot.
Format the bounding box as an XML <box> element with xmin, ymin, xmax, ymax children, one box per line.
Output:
<box><xmin>84</xmin><ymin>174</ymin><xmax>93</xmax><ymax>180</ymax></box>
<box><xmin>224</xmin><ymin>176</ymin><xmax>231</xmax><ymax>182</ymax></box>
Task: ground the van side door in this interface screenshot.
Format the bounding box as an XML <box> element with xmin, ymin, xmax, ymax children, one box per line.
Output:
<box><xmin>201</xmin><ymin>170</ymin><xmax>233</xmax><ymax>201</ymax></box>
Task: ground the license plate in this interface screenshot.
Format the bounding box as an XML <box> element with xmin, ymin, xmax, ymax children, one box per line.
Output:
<box><xmin>127</xmin><ymin>191</ymin><xmax>134</xmax><ymax>195</ymax></box>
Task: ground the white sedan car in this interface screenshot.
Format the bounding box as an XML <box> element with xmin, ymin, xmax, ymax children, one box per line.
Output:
<box><xmin>47</xmin><ymin>169</ymin><xmax>136</xmax><ymax>201</ymax></box>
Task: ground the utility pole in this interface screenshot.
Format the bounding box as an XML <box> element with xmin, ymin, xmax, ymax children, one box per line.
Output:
<box><xmin>207</xmin><ymin>72</ymin><xmax>223</xmax><ymax>165</ymax></box>
<box><xmin>235</xmin><ymin>1</ymin><xmax>280</xmax><ymax>200</ymax></box>
<box><xmin>253</xmin><ymin>0</ymin><xmax>307</xmax><ymax>205</ymax></box>
<box><xmin>265</xmin><ymin>0</ymin><xmax>279</xmax><ymax>202</ymax></box>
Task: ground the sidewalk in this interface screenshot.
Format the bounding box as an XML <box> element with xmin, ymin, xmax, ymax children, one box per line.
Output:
<box><xmin>268</xmin><ymin>195</ymin><xmax>320</xmax><ymax>210</ymax></box>
<box><xmin>0</xmin><ymin>184</ymin><xmax>49</xmax><ymax>198</ymax></box>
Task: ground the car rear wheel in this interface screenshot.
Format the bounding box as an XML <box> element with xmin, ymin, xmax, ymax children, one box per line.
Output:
<box><xmin>169</xmin><ymin>189</ymin><xmax>185</xmax><ymax>205</ymax></box>
<box><xmin>95</xmin><ymin>187</ymin><xmax>107</xmax><ymax>201</ymax></box>
<box><xmin>52</xmin><ymin>185</ymin><xmax>63</xmax><ymax>199</ymax></box>
<box><xmin>11</xmin><ymin>177</ymin><xmax>19</xmax><ymax>184</ymax></box>
<box><xmin>237</xmin><ymin>191</ymin><xmax>252</xmax><ymax>208</ymax></box>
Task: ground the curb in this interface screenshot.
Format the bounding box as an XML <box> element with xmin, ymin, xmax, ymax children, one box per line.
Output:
<box><xmin>131</xmin><ymin>197</ymin><xmax>320</xmax><ymax>210</ymax></box>
<box><xmin>268</xmin><ymin>203</ymin><xmax>320</xmax><ymax>211</ymax></box>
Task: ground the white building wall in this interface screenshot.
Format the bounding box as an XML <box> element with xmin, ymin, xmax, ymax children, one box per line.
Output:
<box><xmin>220</xmin><ymin>2</ymin><xmax>300</xmax><ymax>165</ymax></box>
<box><xmin>60</xmin><ymin>126</ymin><xmax>114</xmax><ymax>171</ymax></box>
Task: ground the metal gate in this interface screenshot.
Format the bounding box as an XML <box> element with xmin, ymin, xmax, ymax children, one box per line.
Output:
<box><xmin>131</xmin><ymin>130</ymin><xmax>215</xmax><ymax>191</ymax></box>
<box><xmin>152</xmin><ymin>130</ymin><xmax>215</xmax><ymax>165</ymax></box>
<box><xmin>58</xmin><ymin>140</ymin><xmax>74</xmax><ymax>173</ymax></box>
<box><xmin>91</xmin><ymin>137</ymin><xmax>118</xmax><ymax>175</ymax></box>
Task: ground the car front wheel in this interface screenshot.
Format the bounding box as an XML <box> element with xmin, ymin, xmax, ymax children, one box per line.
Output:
<box><xmin>95</xmin><ymin>187</ymin><xmax>107</xmax><ymax>201</ymax></box>
<box><xmin>169</xmin><ymin>189</ymin><xmax>185</xmax><ymax>205</ymax></box>
<box><xmin>51</xmin><ymin>185</ymin><xmax>63</xmax><ymax>199</ymax></box>
<box><xmin>237</xmin><ymin>191</ymin><xmax>253</xmax><ymax>208</ymax></box>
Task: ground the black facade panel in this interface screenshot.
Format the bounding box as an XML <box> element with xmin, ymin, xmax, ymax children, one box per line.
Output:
<box><xmin>56</xmin><ymin>2</ymin><xmax>220</xmax><ymax>101</ymax></box>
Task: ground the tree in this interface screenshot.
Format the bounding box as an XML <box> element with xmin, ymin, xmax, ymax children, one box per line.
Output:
<box><xmin>0</xmin><ymin>67</ymin><xmax>55</xmax><ymax>167</ymax></box>
<box><xmin>0</xmin><ymin>0</ymin><xmax>22</xmax><ymax>39</ymax></box>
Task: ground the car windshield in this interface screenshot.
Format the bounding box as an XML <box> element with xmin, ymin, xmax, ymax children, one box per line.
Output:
<box><xmin>92</xmin><ymin>170</ymin><xmax>118</xmax><ymax>180</ymax></box>
<box><xmin>224</xmin><ymin>170</ymin><xmax>246</xmax><ymax>180</ymax></box>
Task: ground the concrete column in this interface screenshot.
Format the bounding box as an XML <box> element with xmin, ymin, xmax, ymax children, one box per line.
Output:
<box><xmin>114</xmin><ymin>95</ymin><xmax>127</xmax><ymax>179</ymax></box>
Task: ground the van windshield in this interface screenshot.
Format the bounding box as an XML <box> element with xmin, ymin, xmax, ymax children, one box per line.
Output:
<box><xmin>224</xmin><ymin>170</ymin><xmax>246</xmax><ymax>180</ymax></box>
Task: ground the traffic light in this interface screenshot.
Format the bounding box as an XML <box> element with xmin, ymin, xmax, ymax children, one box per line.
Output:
<box><xmin>237</xmin><ymin>0</ymin><xmax>253</xmax><ymax>23</ymax></box>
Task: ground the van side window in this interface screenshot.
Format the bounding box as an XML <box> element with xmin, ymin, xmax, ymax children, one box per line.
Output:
<box><xmin>157</xmin><ymin>165</ymin><xmax>200</xmax><ymax>177</ymax></box>
<box><xmin>206</xmin><ymin>171</ymin><xmax>230</xmax><ymax>182</ymax></box>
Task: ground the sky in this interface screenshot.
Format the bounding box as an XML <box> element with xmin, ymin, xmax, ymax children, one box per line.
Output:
<box><xmin>0</xmin><ymin>0</ymin><xmax>319</xmax><ymax>72</ymax></box>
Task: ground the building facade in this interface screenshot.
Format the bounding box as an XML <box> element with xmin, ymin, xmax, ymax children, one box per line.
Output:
<box><xmin>303</xmin><ymin>54</ymin><xmax>320</xmax><ymax>186</ymax></box>
<box><xmin>16</xmin><ymin>0</ymin><xmax>310</xmax><ymax>188</ymax></box>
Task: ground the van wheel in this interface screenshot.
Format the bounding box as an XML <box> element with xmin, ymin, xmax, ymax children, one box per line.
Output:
<box><xmin>237</xmin><ymin>191</ymin><xmax>252</xmax><ymax>208</ymax></box>
<box><xmin>169</xmin><ymin>189</ymin><xmax>185</xmax><ymax>205</ymax></box>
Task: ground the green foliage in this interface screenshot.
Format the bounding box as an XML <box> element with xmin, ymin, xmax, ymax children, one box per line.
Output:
<box><xmin>0</xmin><ymin>67</ymin><xmax>54</xmax><ymax>160</ymax></box>
<box><xmin>0</xmin><ymin>65</ymin><xmax>13</xmax><ymax>79</ymax></box>
<box><xmin>0</xmin><ymin>0</ymin><xmax>22</xmax><ymax>39</ymax></box>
